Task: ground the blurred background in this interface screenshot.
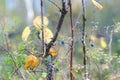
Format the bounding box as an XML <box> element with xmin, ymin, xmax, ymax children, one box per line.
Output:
<box><xmin>0</xmin><ymin>0</ymin><xmax>120</xmax><ymax>80</ymax></box>
<box><xmin>0</xmin><ymin>0</ymin><xmax>120</xmax><ymax>43</ymax></box>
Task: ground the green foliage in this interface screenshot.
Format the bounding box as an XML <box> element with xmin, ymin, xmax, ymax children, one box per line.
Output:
<box><xmin>13</xmin><ymin>16</ymin><xmax>20</xmax><ymax>23</ymax></box>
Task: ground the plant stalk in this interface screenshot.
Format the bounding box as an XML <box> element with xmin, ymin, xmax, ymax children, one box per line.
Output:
<box><xmin>69</xmin><ymin>0</ymin><xmax>74</xmax><ymax>79</ymax></box>
<box><xmin>45</xmin><ymin>0</ymin><xmax>68</xmax><ymax>80</ymax></box>
<box><xmin>40</xmin><ymin>0</ymin><xmax>45</xmax><ymax>55</ymax></box>
<box><xmin>81</xmin><ymin>0</ymin><xmax>87</xmax><ymax>79</ymax></box>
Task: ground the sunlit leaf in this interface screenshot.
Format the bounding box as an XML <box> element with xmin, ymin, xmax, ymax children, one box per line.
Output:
<box><xmin>22</xmin><ymin>26</ymin><xmax>31</xmax><ymax>41</ymax></box>
<box><xmin>100</xmin><ymin>37</ymin><xmax>107</xmax><ymax>48</ymax></box>
<box><xmin>41</xmin><ymin>72</ymin><xmax>47</xmax><ymax>78</ymax></box>
<box><xmin>49</xmin><ymin>47</ymin><xmax>57</xmax><ymax>57</ymax></box>
<box><xmin>24</xmin><ymin>54</ymin><xmax>39</xmax><ymax>70</ymax></box>
<box><xmin>18</xmin><ymin>44</ymin><xmax>25</xmax><ymax>51</ymax></box>
<box><xmin>39</xmin><ymin>27</ymin><xmax>53</xmax><ymax>43</ymax></box>
<box><xmin>33</xmin><ymin>16</ymin><xmax>49</xmax><ymax>30</ymax></box>
<box><xmin>92</xmin><ymin>0</ymin><xmax>103</xmax><ymax>10</ymax></box>
<box><xmin>90</xmin><ymin>35</ymin><xmax>96</xmax><ymax>41</ymax></box>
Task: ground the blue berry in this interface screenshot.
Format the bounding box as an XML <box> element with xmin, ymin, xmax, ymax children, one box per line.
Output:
<box><xmin>55</xmin><ymin>68</ymin><xmax>60</xmax><ymax>72</ymax></box>
<box><xmin>37</xmin><ymin>31</ymin><xmax>40</xmax><ymax>35</ymax></box>
<box><xmin>60</xmin><ymin>40</ymin><xmax>65</xmax><ymax>45</ymax></box>
<box><xmin>90</xmin><ymin>43</ymin><xmax>94</xmax><ymax>47</ymax></box>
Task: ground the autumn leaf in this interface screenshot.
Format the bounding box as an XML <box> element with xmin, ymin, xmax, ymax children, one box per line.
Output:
<box><xmin>22</xmin><ymin>26</ymin><xmax>31</xmax><ymax>41</ymax></box>
<box><xmin>39</xmin><ymin>27</ymin><xmax>53</xmax><ymax>43</ymax></box>
<box><xmin>100</xmin><ymin>37</ymin><xmax>107</xmax><ymax>48</ymax></box>
<box><xmin>92</xmin><ymin>0</ymin><xmax>103</xmax><ymax>10</ymax></box>
<box><xmin>90</xmin><ymin>35</ymin><xmax>97</xmax><ymax>41</ymax></box>
<box><xmin>24</xmin><ymin>54</ymin><xmax>39</xmax><ymax>70</ymax></box>
<box><xmin>49</xmin><ymin>47</ymin><xmax>58</xmax><ymax>57</ymax></box>
<box><xmin>33</xmin><ymin>16</ymin><xmax>49</xmax><ymax>30</ymax></box>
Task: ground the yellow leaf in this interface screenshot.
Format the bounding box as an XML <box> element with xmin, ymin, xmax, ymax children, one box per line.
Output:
<box><xmin>90</xmin><ymin>35</ymin><xmax>96</xmax><ymax>41</ymax></box>
<box><xmin>100</xmin><ymin>37</ymin><xmax>107</xmax><ymax>48</ymax></box>
<box><xmin>24</xmin><ymin>54</ymin><xmax>39</xmax><ymax>70</ymax></box>
<box><xmin>39</xmin><ymin>27</ymin><xmax>53</xmax><ymax>43</ymax></box>
<box><xmin>33</xmin><ymin>16</ymin><xmax>49</xmax><ymax>30</ymax></box>
<box><xmin>49</xmin><ymin>47</ymin><xmax>57</xmax><ymax>57</ymax></box>
<box><xmin>92</xmin><ymin>0</ymin><xmax>103</xmax><ymax>10</ymax></box>
<box><xmin>22</xmin><ymin>26</ymin><xmax>31</xmax><ymax>41</ymax></box>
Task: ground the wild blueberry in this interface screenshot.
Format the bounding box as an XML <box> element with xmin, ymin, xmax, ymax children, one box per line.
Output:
<box><xmin>90</xmin><ymin>43</ymin><xmax>94</xmax><ymax>47</ymax></box>
<box><xmin>55</xmin><ymin>68</ymin><xmax>60</xmax><ymax>72</ymax></box>
<box><xmin>60</xmin><ymin>40</ymin><xmax>65</xmax><ymax>45</ymax></box>
<box><xmin>37</xmin><ymin>31</ymin><xmax>40</xmax><ymax>35</ymax></box>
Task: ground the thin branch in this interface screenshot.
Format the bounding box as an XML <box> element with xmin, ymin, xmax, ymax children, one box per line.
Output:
<box><xmin>69</xmin><ymin>0</ymin><xmax>74</xmax><ymax>79</ymax></box>
<box><xmin>74</xmin><ymin>11</ymin><xmax>81</xmax><ymax>28</ymax></box>
<box><xmin>108</xmin><ymin>31</ymin><xmax>113</xmax><ymax>62</ymax></box>
<box><xmin>108</xmin><ymin>30</ymin><xmax>113</xmax><ymax>72</ymax></box>
<box><xmin>93</xmin><ymin>60</ymin><xmax>102</xmax><ymax>80</ymax></box>
<box><xmin>10</xmin><ymin>65</ymin><xmax>22</xmax><ymax>77</ymax></box>
<box><xmin>40</xmin><ymin>0</ymin><xmax>45</xmax><ymax>55</ymax></box>
<box><xmin>81</xmin><ymin>0</ymin><xmax>87</xmax><ymax>79</ymax></box>
<box><xmin>44</xmin><ymin>1</ymin><xmax>68</xmax><ymax>80</ymax></box>
<box><xmin>65</xmin><ymin>48</ymin><xmax>71</xmax><ymax>56</ymax></box>
<box><xmin>45</xmin><ymin>0</ymin><xmax>67</xmax><ymax>56</ymax></box>
<box><xmin>48</xmin><ymin>0</ymin><xmax>61</xmax><ymax>11</ymax></box>
<box><xmin>23</xmin><ymin>48</ymin><xmax>33</xmax><ymax>54</ymax></box>
<box><xmin>2</xmin><ymin>34</ymin><xmax>25</xmax><ymax>80</ymax></box>
<box><xmin>1</xmin><ymin>23</ymin><xmax>26</xmax><ymax>80</ymax></box>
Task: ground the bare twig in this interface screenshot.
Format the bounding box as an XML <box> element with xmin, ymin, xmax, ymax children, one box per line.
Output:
<box><xmin>48</xmin><ymin>0</ymin><xmax>61</xmax><ymax>11</ymax></box>
<box><xmin>74</xmin><ymin>11</ymin><xmax>81</xmax><ymax>28</ymax></box>
<box><xmin>69</xmin><ymin>0</ymin><xmax>74</xmax><ymax>79</ymax></box>
<box><xmin>81</xmin><ymin>0</ymin><xmax>87</xmax><ymax>79</ymax></box>
<box><xmin>108</xmin><ymin>31</ymin><xmax>113</xmax><ymax>62</ymax></box>
<box><xmin>23</xmin><ymin>48</ymin><xmax>33</xmax><ymax>54</ymax></box>
<box><xmin>45</xmin><ymin>0</ymin><xmax>67</xmax><ymax>56</ymax></box>
<box><xmin>108</xmin><ymin>28</ymin><xmax>113</xmax><ymax>72</ymax></box>
<box><xmin>10</xmin><ymin>65</ymin><xmax>22</xmax><ymax>77</ymax></box>
<box><xmin>44</xmin><ymin>0</ymin><xmax>68</xmax><ymax>80</ymax></box>
<box><xmin>93</xmin><ymin>60</ymin><xmax>102</xmax><ymax>80</ymax></box>
<box><xmin>2</xmin><ymin>31</ymin><xmax>25</xmax><ymax>79</ymax></box>
<box><xmin>40</xmin><ymin>0</ymin><xmax>45</xmax><ymax>56</ymax></box>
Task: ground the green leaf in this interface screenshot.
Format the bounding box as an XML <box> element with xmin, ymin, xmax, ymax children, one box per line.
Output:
<box><xmin>13</xmin><ymin>16</ymin><xmax>20</xmax><ymax>22</ymax></box>
<box><xmin>41</xmin><ymin>72</ymin><xmax>47</xmax><ymax>78</ymax></box>
<box><xmin>18</xmin><ymin>44</ymin><xmax>25</xmax><ymax>51</ymax></box>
